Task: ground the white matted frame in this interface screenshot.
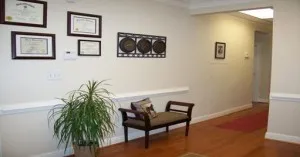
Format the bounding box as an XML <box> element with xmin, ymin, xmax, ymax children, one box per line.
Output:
<box><xmin>11</xmin><ymin>31</ymin><xmax>56</xmax><ymax>59</ymax></box>
<box><xmin>78</xmin><ymin>40</ymin><xmax>101</xmax><ymax>56</ymax></box>
<box><xmin>67</xmin><ymin>11</ymin><xmax>102</xmax><ymax>38</ymax></box>
<box><xmin>0</xmin><ymin>0</ymin><xmax>47</xmax><ymax>27</ymax></box>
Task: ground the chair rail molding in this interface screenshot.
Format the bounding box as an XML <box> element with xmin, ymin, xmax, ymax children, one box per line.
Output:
<box><xmin>270</xmin><ymin>93</ymin><xmax>300</xmax><ymax>102</ymax></box>
<box><xmin>0</xmin><ymin>86</ymin><xmax>189</xmax><ymax>116</ymax></box>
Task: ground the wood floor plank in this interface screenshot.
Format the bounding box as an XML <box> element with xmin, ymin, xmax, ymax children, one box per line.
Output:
<box><xmin>68</xmin><ymin>104</ymin><xmax>300</xmax><ymax>157</ymax></box>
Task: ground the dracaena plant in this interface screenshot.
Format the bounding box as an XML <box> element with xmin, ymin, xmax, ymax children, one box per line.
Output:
<box><xmin>48</xmin><ymin>80</ymin><xmax>117</xmax><ymax>154</ymax></box>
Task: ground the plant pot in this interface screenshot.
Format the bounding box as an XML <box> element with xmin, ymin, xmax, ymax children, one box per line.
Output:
<box><xmin>73</xmin><ymin>145</ymin><xmax>98</xmax><ymax>157</ymax></box>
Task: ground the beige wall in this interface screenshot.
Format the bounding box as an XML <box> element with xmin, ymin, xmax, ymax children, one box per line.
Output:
<box><xmin>267</xmin><ymin>0</ymin><xmax>300</xmax><ymax>138</ymax></box>
<box><xmin>193</xmin><ymin>13</ymin><xmax>271</xmax><ymax>113</ymax></box>
<box><xmin>0</xmin><ymin>0</ymin><xmax>271</xmax><ymax>156</ymax></box>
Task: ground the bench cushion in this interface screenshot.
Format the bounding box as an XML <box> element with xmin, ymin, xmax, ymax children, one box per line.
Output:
<box><xmin>124</xmin><ymin>112</ymin><xmax>188</xmax><ymax>127</ymax></box>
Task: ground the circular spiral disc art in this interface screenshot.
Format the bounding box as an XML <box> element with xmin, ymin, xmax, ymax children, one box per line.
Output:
<box><xmin>120</xmin><ymin>37</ymin><xmax>136</xmax><ymax>53</ymax></box>
<box><xmin>137</xmin><ymin>38</ymin><xmax>151</xmax><ymax>54</ymax></box>
<box><xmin>152</xmin><ymin>40</ymin><xmax>166</xmax><ymax>54</ymax></box>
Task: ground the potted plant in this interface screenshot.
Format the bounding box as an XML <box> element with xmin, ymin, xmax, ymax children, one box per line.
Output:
<box><xmin>48</xmin><ymin>80</ymin><xmax>116</xmax><ymax>157</ymax></box>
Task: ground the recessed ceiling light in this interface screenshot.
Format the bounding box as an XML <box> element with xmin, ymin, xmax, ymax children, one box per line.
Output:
<box><xmin>240</xmin><ymin>8</ymin><xmax>273</xmax><ymax>19</ymax></box>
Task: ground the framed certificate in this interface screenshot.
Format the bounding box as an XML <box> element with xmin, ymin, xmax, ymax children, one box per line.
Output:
<box><xmin>67</xmin><ymin>12</ymin><xmax>102</xmax><ymax>38</ymax></box>
<box><xmin>78</xmin><ymin>40</ymin><xmax>101</xmax><ymax>56</ymax></box>
<box><xmin>0</xmin><ymin>0</ymin><xmax>47</xmax><ymax>27</ymax></box>
<box><xmin>11</xmin><ymin>31</ymin><xmax>56</xmax><ymax>59</ymax></box>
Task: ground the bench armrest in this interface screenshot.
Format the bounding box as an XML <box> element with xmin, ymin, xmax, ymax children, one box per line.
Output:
<box><xmin>165</xmin><ymin>101</ymin><xmax>194</xmax><ymax>120</ymax></box>
<box><xmin>118</xmin><ymin>108</ymin><xmax>150</xmax><ymax>127</ymax></box>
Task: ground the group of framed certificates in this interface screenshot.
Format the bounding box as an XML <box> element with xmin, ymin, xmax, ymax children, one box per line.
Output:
<box><xmin>0</xmin><ymin>0</ymin><xmax>102</xmax><ymax>59</ymax></box>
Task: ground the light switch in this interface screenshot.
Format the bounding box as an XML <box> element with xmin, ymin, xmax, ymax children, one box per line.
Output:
<box><xmin>47</xmin><ymin>70</ymin><xmax>62</xmax><ymax>81</ymax></box>
<box><xmin>244</xmin><ymin>52</ymin><xmax>250</xmax><ymax>59</ymax></box>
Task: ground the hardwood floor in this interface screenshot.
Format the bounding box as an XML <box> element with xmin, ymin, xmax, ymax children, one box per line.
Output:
<box><xmin>74</xmin><ymin>104</ymin><xmax>300</xmax><ymax>157</ymax></box>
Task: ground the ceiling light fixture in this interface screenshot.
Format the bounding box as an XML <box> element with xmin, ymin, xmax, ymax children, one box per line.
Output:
<box><xmin>240</xmin><ymin>8</ymin><xmax>273</xmax><ymax>19</ymax></box>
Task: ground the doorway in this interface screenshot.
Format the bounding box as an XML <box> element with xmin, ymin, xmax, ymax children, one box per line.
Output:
<box><xmin>252</xmin><ymin>31</ymin><xmax>272</xmax><ymax>103</ymax></box>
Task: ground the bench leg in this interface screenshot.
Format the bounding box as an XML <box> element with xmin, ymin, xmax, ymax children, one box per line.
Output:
<box><xmin>124</xmin><ymin>126</ymin><xmax>128</xmax><ymax>143</ymax></box>
<box><xmin>166</xmin><ymin>126</ymin><xmax>169</xmax><ymax>133</ymax></box>
<box><xmin>185</xmin><ymin>121</ymin><xmax>190</xmax><ymax>136</ymax></box>
<box><xmin>145</xmin><ymin>131</ymin><xmax>149</xmax><ymax>149</ymax></box>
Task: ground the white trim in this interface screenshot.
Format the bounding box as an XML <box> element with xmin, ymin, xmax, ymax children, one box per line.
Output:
<box><xmin>30</xmin><ymin>103</ymin><xmax>252</xmax><ymax>157</ymax></box>
<box><xmin>154</xmin><ymin>0</ymin><xmax>189</xmax><ymax>8</ymax></box>
<box><xmin>30</xmin><ymin>147</ymin><xmax>73</xmax><ymax>157</ymax></box>
<box><xmin>270</xmin><ymin>93</ymin><xmax>300</xmax><ymax>102</ymax></box>
<box><xmin>191</xmin><ymin>103</ymin><xmax>253</xmax><ymax>123</ymax></box>
<box><xmin>0</xmin><ymin>100</ymin><xmax>64</xmax><ymax>116</ymax></box>
<box><xmin>0</xmin><ymin>86</ymin><xmax>189</xmax><ymax>116</ymax></box>
<box><xmin>115</xmin><ymin>86</ymin><xmax>189</xmax><ymax>101</ymax></box>
<box><xmin>256</xmin><ymin>98</ymin><xmax>269</xmax><ymax>103</ymax></box>
<box><xmin>265</xmin><ymin>132</ymin><xmax>300</xmax><ymax>145</ymax></box>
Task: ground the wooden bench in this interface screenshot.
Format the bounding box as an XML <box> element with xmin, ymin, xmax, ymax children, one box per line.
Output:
<box><xmin>119</xmin><ymin>101</ymin><xmax>195</xmax><ymax>148</ymax></box>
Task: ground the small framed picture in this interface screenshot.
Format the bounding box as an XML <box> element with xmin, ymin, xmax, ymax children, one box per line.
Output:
<box><xmin>11</xmin><ymin>31</ymin><xmax>56</xmax><ymax>59</ymax></box>
<box><xmin>215</xmin><ymin>42</ymin><xmax>226</xmax><ymax>59</ymax></box>
<box><xmin>0</xmin><ymin>0</ymin><xmax>47</xmax><ymax>27</ymax></box>
<box><xmin>67</xmin><ymin>11</ymin><xmax>102</xmax><ymax>38</ymax></box>
<box><xmin>78</xmin><ymin>40</ymin><xmax>101</xmax><ymax>56</ymax></box>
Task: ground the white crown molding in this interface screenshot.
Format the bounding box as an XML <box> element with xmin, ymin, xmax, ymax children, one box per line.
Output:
<box><xmin>0</xmin><ymin>86</ymin><xmax>189</xmax><ymax>116</ymax></box>
<box><xmin>270</xmin><ymin>93</ymin><xmax>300</xmax><ymax>102</ymax></box>
<box><xmin>154</xmin><ymin>0</ymin><xmax>189</xmax><ymax>8</ymax></box>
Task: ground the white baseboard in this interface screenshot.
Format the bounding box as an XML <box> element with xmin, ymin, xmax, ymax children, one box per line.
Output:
<box><xmin>265</xmin><ymin>132</ymin><xmax>300</xmax><ymax>144</ymax></box>
<box><xmin>29</xmin><ymin>103</ymin><xmax>252</xmax><ymax>157</ymax></box>
<box><xmin>191</xmin><ymin>103</ymin><xmax>253</xmax><ymax>123</ymax></box>
<box><xmin>256</xmin><ymin>98</ymin><xmax>269</xmax><ymax>103</ymax></box>
<box><xmin>30</xmin><ymin>147</ymin><xmax>73</xmax><ymax>157</ymax></box>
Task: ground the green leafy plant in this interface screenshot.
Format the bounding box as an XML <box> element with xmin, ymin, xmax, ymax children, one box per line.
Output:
<box><xmin>48</xmin><ymin>80</ymin><xmax>116</xmax><ymax>155</ymax></box>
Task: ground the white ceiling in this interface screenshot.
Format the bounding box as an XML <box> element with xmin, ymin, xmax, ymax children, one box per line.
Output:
<box><xmin>154</xmin><ymin>0</ymin><xmax>190</xmax><ymax>8</ymax></box>
<box><xmin>230</xmin><ymin>12</ymin><xmax>273</xmax><ymax>24</ymax></box>
<box><xmin>154</xmin><ymin>0</ymin><xmax>273</xmax><ymax>11</ymax></box>
<box><xmin>155</xmin><ymin>0</ymin><xmax>273</xmax><ymax>23</ymax></box>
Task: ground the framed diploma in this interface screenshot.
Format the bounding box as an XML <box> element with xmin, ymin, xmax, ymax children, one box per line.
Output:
<box><xmin>78</xmin><ymin>40</ymin><xmax>101</xmax><ymax>56</ymax></box>
<box><xmin>11</xmin><ymin>31</ymin><xmax>56</xmax><ymax>59</ymax></box>
<box><xmin>67</xmin><ymin>11</ymin><xmax>102</xmax><ymax>38</ymax></box>
<box><xmin>0</xmin><ymin>0</ymin><xmax>47</xmax><ymax>27</ymax></box>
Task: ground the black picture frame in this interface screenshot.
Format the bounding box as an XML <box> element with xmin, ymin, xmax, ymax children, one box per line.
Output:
<box><xmin>215</xmin><ymin>42</ymin><xmax>226</xmax><ymax>59</ymax></box>
<box><xmin>117</xmin><ymin>32</ymin><xmax>167</xmax><ymax>58</ymax></box>
<box><xmin>67</xmin><ymin>11</ymin><xmax>102</xmax><ymax>38</ymax></box>
<box><xmin>0</xmin><ymin>0</ymin><xmax>47</xmax><ymax>28</ymax></box>
<box><xmin>78</xmin><ymin>40</ymin><xmax>101</xmax><ymax>56</ymax></box>
<box><xmin>11</xmin><ymin>31</ymin><xmax>56</xmax><ymax>60</ymax></box>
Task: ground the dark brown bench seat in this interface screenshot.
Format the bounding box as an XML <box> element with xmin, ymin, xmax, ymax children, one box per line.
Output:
<box><xmin>119</xmin><ymin>101</ymin><xmax>195</xmax><ymax>149</ymax></box>
<box><xmin>124</xmin><ymin>112</ymin><xmax>189</xmax><ymax>127</ymax></box>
